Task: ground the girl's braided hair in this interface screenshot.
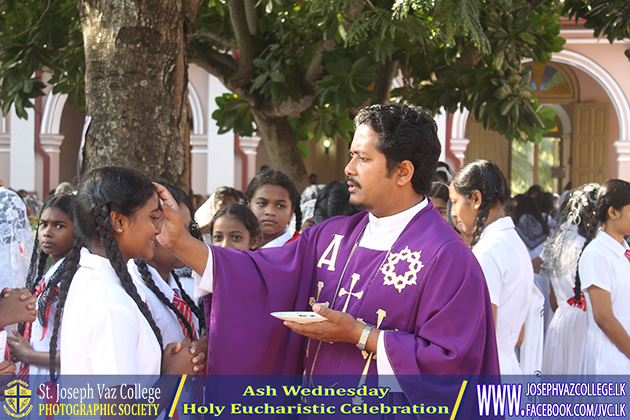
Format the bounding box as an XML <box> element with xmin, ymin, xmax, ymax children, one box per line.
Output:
<box><xmin>49</xmin><ymin>166</ymin><xmax>163</xmax><ymax>380</ymax></box>
<box><xmin>451</xmin><ymin>160</ymin><xmax>510</xmax><ymax>248</ymax></box>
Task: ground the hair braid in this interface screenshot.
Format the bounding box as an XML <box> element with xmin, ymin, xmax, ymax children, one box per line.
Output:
<box><xmin>19</xmin><ymin>249</ymin><xmax>49</xmax><ymax>336</ymax></box>
<box><xmin>293</xmin><ymin>204</ymin><xmax>303</xmax><ymax>235</ymax></box>
<box><xmin>471</xmin><ymin>199</ymin><xmax>493</xmax><ymax>248</ymax></box>
<box><xmin>48</xmin><ymin>244</ymin><xmax>81</xmax><ymax>381</ymax></box>
<box><xmin>93</xmin><ymin>203</ymin><xmax>163</xmax><ymax>349</ymax></box>
<box><xmin>171</xmin><ymin>271</ymin><xmax>205</xmax><ymax>332</ymax></box>
<box><xmin>135</xmin><ymin>260</ymin><xmax>195</xmax><ymax>340</ymax></box>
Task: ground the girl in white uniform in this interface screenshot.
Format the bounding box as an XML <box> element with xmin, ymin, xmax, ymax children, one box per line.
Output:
<box><xmin>245</xmin><ymin>170</ymin><xmax>301</xmax><ymax>248</ymax></box>
<box><xmin>579</xmin><ymin>179</ymin><xmax>630</xmax><ymax>374</ymax></box>
<box><xmin>49</xmin><ymin>166</ymin><xmax>198</xmax><ymax>377</ymax></box>
<box><xmin>8</xmin><ymin>194</ymin><xmax>75</xmax><ymax>376</ymax></box>
<box><xmin>450</xmin><ymin>160</ymin><xmax>534</xmax><ymax>374</ymax></box>
<box><xmin>129</xmin><ymin>183</ymin><xmax>204</xmax><ymax>346</ymax></box>
<box><xmin>209</xmin><ymin>204</ymin><xmax>261</xmax><ymax>250</ymax></box>
<box><xmin>540</xmin><ymin>184</ymin><xmax>599</xmax><ymax>374</ymax></box>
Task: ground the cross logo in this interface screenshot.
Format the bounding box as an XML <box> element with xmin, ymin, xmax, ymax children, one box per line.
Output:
<box><xmin>4</xmin><ymin>379</ymin><xmax>32</xmax><ymax>418</ymax></box>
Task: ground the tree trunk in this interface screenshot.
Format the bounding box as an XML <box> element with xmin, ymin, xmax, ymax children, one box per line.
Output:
<box><xmin>251</xmin><ymin>109</ymin><xmax>309</xmax><ymax>192</ymax></box>
<box><xmin>78</xmin><ymin>0</ymin><xmax>192</xmax><ymax>189</ymax></box>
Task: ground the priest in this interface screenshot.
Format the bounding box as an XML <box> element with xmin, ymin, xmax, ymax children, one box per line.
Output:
<box><xmin>156</xmin><ymin>104</ymin><xmax>499</xmax><ymax>406</ymax></box>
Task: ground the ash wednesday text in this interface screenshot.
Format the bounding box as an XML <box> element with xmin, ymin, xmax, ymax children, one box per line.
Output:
<box><xmin>242</xmin><ymin>384</ymin><xmax>390</xmax><ymax>399</ymax></box>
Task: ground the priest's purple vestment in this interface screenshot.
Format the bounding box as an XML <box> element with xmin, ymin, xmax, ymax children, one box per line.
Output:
<box><xmin>203</xmin><ymin>202</ymin><xmax>499</xmax><ymax>402</ymax></box>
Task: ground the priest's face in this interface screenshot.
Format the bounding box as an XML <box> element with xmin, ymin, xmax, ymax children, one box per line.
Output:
<box><xmin>345</xmin><ymin>124</ymin><xmax>397</xmax><ymax>217</ymax></box>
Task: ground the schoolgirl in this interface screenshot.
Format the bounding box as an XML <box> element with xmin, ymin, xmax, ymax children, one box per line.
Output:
<box><xmin>540</xmin><ymin>183</ymin><xmax>599</xmax><ymax>374</ymax></box>
<box><xmin>450</xmin><ymin>159</ymin><xmax>534</xmax><ymax>374</ymax></box>
<box><xmin>8</xmin><ymin>194</ymin><xmax>75</xmax><ymax>376</ymax></box>
<box><xmin>209</xmin><ymin>204</ymin><xmax>261</xmax><ymax>250</ymax></box>
<box><xmin>49</xmin><ymin>166</ymin><xmax>197</xmax><ymax>377</ymax></box>
<box><xmin>128</xmin><ymin>183</ymin><xmax>205</xmax><ymax>347</ymax></box>
<box><xmin>245</xmin><ymin>169</ymin><xmax>301</xmax><ymax>248</ymax></box>
<box><xmin>579</xmin><ymin>179</ymin><xmax>630</xmax><ymax>373</ymax></box>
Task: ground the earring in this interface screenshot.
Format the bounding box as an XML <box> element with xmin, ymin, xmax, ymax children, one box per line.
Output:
<box><xmin>116</xmin><ymin>227</ymin><xmax>123</xmax><ymax>233</ymax></box>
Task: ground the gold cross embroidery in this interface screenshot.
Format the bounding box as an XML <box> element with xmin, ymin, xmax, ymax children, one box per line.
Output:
<box><xmin>338</xmin><ymin>273</ymin><xmax>363</xmax><ymax>313</ymax></box>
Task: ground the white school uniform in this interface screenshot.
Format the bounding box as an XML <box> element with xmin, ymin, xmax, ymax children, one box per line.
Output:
<box><xmin>60</xmin><ymin>249</ymin><xmax>161</xmax><ymax>375</ymax></box>
<box><xmin>579</xmin><ymin>230</ymin><xmax>630</xmax><ymax>374</ymax></box>
<box><xmin>260</xmin><ymin>229</ymin><xmax>293</xmax><ymax>249</ymax></box>
<box><xmin>541</xmin><ymin>224</ymin><xmax>588</xmax><ymax>374</ymax></box>
<box><xmin>128</xmin><ymin>260</ymin><xmax>198</xmax><ymax>348</ymax></box>
<box><xmin>28</xmin><ymin>258</ymin><xmax>64</xmax><ymax>376</ymax></box>
<box><xmin>473</xmin><ymin>217</ymin><xmax>534</xmax><ymax>374</ymax></box>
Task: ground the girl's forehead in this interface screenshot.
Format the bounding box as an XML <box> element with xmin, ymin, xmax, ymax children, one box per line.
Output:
<box><xmin>41</xmin><ymin>206</ymin><xmax>72</xmax><ymax>219</ymax></box>
<box><xmin>254</xmin><ymin>184</ymin><xmax>291</xmax><ymax>200</ymax></box>
<box><xmin>213</xmin><ymin>215</ymin><xmax>248</xmax><ymax>234</ymax></box>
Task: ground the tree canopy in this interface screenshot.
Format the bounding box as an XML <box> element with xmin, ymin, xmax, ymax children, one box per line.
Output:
<box><xmin>0</xmin><ymin>0</ymin><xmax>621</xmax><ymax>189</ymax></box>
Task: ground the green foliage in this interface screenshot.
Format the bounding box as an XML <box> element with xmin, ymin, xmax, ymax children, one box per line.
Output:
<box><xmin>393</xmin><ymin>0</ymin><xmax>563</xmax><ymax>143</ymax></box>
<box><xmin>0</xmin><ymin>0</ymin><xmax>84</xmax><ymax>117</ymax></box>
<box><xmin>317</xmin><ymin>56</ymin><xmax>375</xmax><ymax>114</ymax></box>
<box><xmin>0</xmin><ymin>0</ymin><xmax>589</xmax><ymax>154</ymax></box>
<box><xmin>563</xmin><ymin>0</ymin><xmax>630</xmax><ymax>60</ymax></box>
<box><xmin>212</xmin><ymin>94</ymin><xmax>256</xmax><ymax>137</ymax></box>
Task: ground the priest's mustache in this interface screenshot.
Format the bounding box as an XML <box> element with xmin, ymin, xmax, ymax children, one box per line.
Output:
<box><xmin>347</xmin><ymin>178</ymin><xmax>362</xmax><ymax>189</ymax></box>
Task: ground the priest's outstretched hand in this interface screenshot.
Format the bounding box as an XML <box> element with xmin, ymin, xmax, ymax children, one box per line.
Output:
<box><xmin>154</xmin><ymin>182</ymin><xmax>209</xmax><ymax>275</ymax></box>
<box><xmin>284</xmin><ymin>304</ymin><xmax>379</xmax><ymax>354</ymax></box>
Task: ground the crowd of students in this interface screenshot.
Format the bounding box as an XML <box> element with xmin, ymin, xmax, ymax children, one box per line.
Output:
<box><xmin>1</xmin><ymin>127</ymin><xmax>630</xmax><ymax>380</ymax></box>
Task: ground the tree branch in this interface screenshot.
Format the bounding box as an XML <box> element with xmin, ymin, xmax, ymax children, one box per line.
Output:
<box><xmin>228</xmin><ymin>0</ymin><xmax>255</xmax><ymax>88</ymax></box>
<box><xmin>244</xmin><ymin>0</ymin><xmax>258</xmax><ymax>35</ymax></box>
<box><xmin>187</xmin><ymin>40</ymin><xmax>238</xmax><ymax>83</ymax></box>
<box><xmin>183</xmin><ymin>0</ymin><xmax>205</xmax><ymax>29</ymax></box>
<box><xmin>302</xmin><ymin>0</ymin><xmax>365</xmax><ymax>92</ymax></box>
<box><xmin>191</xmin><ymin>31</ymin><xmax>237</xmax><ymax>49</ymax></box>
<box><xmin>372</xmin><ymin>60</ymin><xmax>399</xmax><ymax>104</ymax></box>
<box><xmin>254</xmin><ymin>93</ymin><xmax>318</xmax><ymax>118</ymax></box>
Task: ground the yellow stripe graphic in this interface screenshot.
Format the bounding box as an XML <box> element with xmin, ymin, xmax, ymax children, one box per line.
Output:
<box><xmin>450</xmin><ymin>380</ymin><xmax>468</xmax><ymax>420</ymax></box>
<box><xmin>168</xmin><ymin>374</ymin><xmax>188</xmax><ymax>418</ymax></box>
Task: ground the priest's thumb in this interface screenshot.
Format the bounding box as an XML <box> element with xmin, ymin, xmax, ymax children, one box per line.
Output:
<box><xmin>313</xmin><ymin>304</ymin><xmax>332</xmax><ymax>319</ymax></box>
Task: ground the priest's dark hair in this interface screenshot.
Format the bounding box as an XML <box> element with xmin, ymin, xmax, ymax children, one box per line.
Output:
<box><xmin>48</xmin><ymin>166</ymin><xmax>163</xmax><ymax>380</ymax></box>
<box><xmin>451</xmin><ymin>160</ymin><xmax>510</xmax><ymax>248</ymax></box>
<box><xmin>354</xmin><ymin>103</ymin><xmax>441</xmax><ymax>196</ymax></box>
<box><xmin>245</xmin><ymin>169</ymin><xmax>302</xmax><ymax>233</ymax></box>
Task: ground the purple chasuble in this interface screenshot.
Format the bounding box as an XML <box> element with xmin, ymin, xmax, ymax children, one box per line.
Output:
<box><xmin>204</xmin><ymin>202</ymin><xmax>499</xmax><ymax>405</ymax></box>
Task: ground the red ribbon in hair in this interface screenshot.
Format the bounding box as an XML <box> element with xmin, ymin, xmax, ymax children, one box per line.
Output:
<box><xmin>567</xmin><ymin>289</ymin><xmax>587</xmax><ymax>312</ymax></box>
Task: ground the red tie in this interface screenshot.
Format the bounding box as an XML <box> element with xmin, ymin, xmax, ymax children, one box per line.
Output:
<box><xmin>625</xmin><ymin>250</ymin><xmax>630</xmax><ymax>262</ymax></box>
<box><xmin>173</xmin><ymin>290</ymin><xmax>198</xmax><ymax>341</ymax></box>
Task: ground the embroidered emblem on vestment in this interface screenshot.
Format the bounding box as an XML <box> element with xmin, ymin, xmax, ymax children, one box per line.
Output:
<box><xmin>380</xmin><ymin>246</ymin><xmax>423</xmax><ymax>292</ymax></box>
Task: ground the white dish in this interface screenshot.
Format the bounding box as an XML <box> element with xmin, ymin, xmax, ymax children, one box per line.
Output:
<box><xmin>271</xmin><ymin>311</ymin><xmax>326</xmax><ymax>324</ymax></box>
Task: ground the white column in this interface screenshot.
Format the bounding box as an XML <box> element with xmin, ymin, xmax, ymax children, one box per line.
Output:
<box><xmin>0</xmin><ymin>116</ymin><xmax>9</xmax><ymax>183</ymax></box>
<box><xmin>206</xmin><ymin>78</ymin><xmax>235</xmax><ymax>193</ymax></box>
<box><xmin>450</xmin><ymin>138</ymin><xmax>470</xmax><ymax>168</ymax></box>
<box><xmin>39</xmin><ymin>134</ymin><xmax>65</xmax><ymax>191</ymax></box>
<box><xmin>10</xmin><ymin>107</ymin><xmax>36</xmax><ymax>191</ymax></box>
<box><xmin>434</xmin><ymin>109</ymin><xmax>447</xmax><ymax>162</ymax></box>
<box><xmin>190</xmin><ymin>134</ymin><xmax>208</xmax><ymax>195</ymax></box>
<box><xmin>239</xmin><ymin>135</ymin><xmax>261</xmax><ymax>188</ymax></box>
<box><xmin>614</xmin><ymin>140</ymin><xmax>630</xmax><ymax>180</ymax></box>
